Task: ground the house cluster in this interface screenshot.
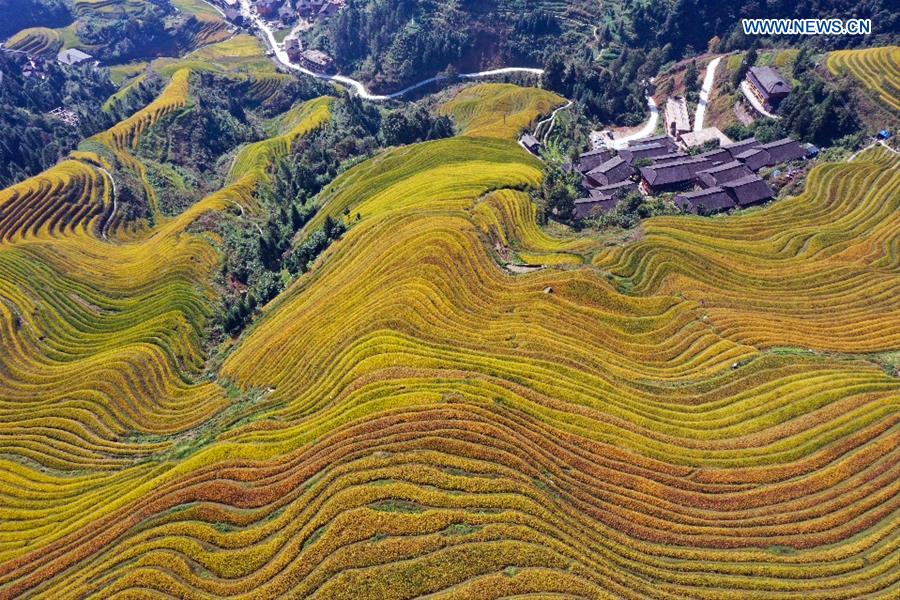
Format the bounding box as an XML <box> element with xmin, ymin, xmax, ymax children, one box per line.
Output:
<box><xmin>237</xmin><ymin>0</ymin><xmax>343</xmax><ymax>26</ymax></box>
<box><xmin>0</xmin><ymin>45</ymin><xmax>94</xmax><ymax>79</ymax></box>
<box><xmin>571</xmin><ymin>134</ymin><xmax>809</xmax><ymax>218</ymax></box>
<box><xmin>47</xmin><ymin>106</ymin><xmax>80</xmax><ymax>127</ymax></box>
<box><xmin>284</xmin><ymin>38</ymin><xmax>334</xmax><ymax>72</ymax></box>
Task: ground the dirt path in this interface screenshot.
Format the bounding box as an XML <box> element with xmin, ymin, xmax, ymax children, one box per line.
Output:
<box><xmin>694</xmin><ymin>56</ymin><xmax>722</xmax><ymax>131</ymax></box>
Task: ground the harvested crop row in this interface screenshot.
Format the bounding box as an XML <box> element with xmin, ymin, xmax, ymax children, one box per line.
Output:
<box><xmin>827</xmin><ymin>45</ymin><xmax>900</xmax><ymax>113</ymax></box>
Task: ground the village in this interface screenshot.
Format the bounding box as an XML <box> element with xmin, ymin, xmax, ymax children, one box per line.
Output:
<box><xmin>216</xmin><ymin>0</ymin><xmax>342</xmax><ymax>72</ymax></box>
<box><xmin>521</xmin><ymin>63</ymin><xmax>817</xmax><ymax>219</ymax></box>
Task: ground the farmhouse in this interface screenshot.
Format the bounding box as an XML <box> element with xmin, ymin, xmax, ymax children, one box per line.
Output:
<box><xmin>629</xmin><ymin>134</ymin><xmax>678</xmax><ymax>152</ymax></box>
<box><xmin>696</xmin><ymin>161</ymin><xmax>755</xmax><ymax>188</ymax></box>
<box><xmin>223</xmin><ymin>7</ymin><xmax>243</xmax><ymax>24</ymax></box>
<box><xmin>57</xmin><ymin>48</ymin><xmax>92</xmax><ymax>66</ymax></box>
<box><xmin>734</xmin><ymin>148</ymin><xmax>771</xmax><ymax>172</ymax></box>
<box><xmin>722</xmin><ymin>137</ymin><xmax>762</xmax><ymax>159</ymax></box>
<box><xmin>519</xmin><ymin>133</ymin><xmax>541</xmax><ymax>155</ymax></box>
<box><xmin>721</xmin><ymin>174</ymin><xmax>775</xmax><ymax>207</ymax></box>
<box><xmin>674</xmin><ymin>187</ymin><xmax>735</xmax><ymax>214</ymax></box>
<box><xmin>696</xmin><ymin>147</ymin><xmax>732</xmax><ymax>166</ymax></box>
<box><xmin>584</xmin><ymin>156</ymin><xmax>634</xmax><ymax>187</ymax></box>
<box><xmin>759</xmin><ymin>138</ymin><xmax>807</xmax><ymax>166</ymax></box>
<box><xmin>576</xmin><ymin>148</ymin><xmax>613</xmax><ymax>173</ymax></box>
<box><xmin>256</xmin><ymin>0</ymin><xmax>281</xmax><ymax>18</ymax></box>
<box><xmin>619</xmin><ymin>142</ymin><xmax>673</xmax><ymax>165</ymax></box>
<box><xmin>297</xmin><ymin>49</ymin><xmax>334</xmax><ymax>72</ymax></box>
<box><xmin>746</xmin><ymin>66</ymin><xmax>792</xmax><ymax>110</ymax></box>
<box><xmin>573</xmin><ymin>196</ymin><xmax>618</xmax><ymax>219</ymax></box>
<box><xmin>665</xmin><ymin>96</ymin><xmax>691</xmax><ymax>138</ymax></box>
<box><xmin>639</xmin><ymin>157</ymin><xmax>709</xmax><ymax>194</ymax></box>
<box><xmin>591</xmin><ymin>179</ymin><xmax>638</xmax><ymax>200</ymax></box>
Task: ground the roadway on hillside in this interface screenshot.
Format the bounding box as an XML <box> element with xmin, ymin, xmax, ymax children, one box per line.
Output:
<box><xmin>694</xmin><ymin>55</ymin><xmax>722</xmax><ymax>131</ymax></box>
<box><xmin>238</xmin><ymin>0</ymin><xmax>543</xmax><ymax>101</ymax></box>
<box><xmin>605</xmin><ymin>97</ymin><xmax>659</xmax><ymax>150</ymax></box>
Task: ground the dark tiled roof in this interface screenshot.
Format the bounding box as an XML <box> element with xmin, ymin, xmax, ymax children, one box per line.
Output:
<box><xmin>723</xmin><ymin>137</ymin><xmax>761</xmax><ymax>159</ymax></box>
<box><xmin>577</xmin><ymin>148</ymin><xmax>613</xmax><ymax>173</ymax></box>
<box><xmin>591</xmin><ymin>179</ymin><xmax>637</xmax><ymax>200</ymax></box>
<box><xmin>759</xmin><ymin>138</ymin><xmax>807</xmax><ymax>166</ymax></box>
<box><xmin>735</xmin><ymin>148</ymin><xmax>771</xmax><ymax>171</ymax></box>
<box><xmin>649</xmin><ymin>152</ymin><xmax>689</xmax><ymax>166</ymax></box>
<box><xmin>627</xmin><ymin>134</ymin><xmax>678</xmax><ymax>150</ymax></box>
<box><xmin>620</xmin><ymin>142</ymin><xmax>673</xmax><ymax>165</ymax></box>
<box><xmin>640</xmin><ymin>157</ymin><xmax>709</xmax><ymax>188</ymax></box>
<box><xmin>675</xmin><ymin>187</ymin><xmax>735</xmax><ymax>214</ymax></box>
<box><xmin>748</xmin><ymin>66</ymin><xmax>792</xmax><ymax>97</ymax></box>
<box><xmin>721</xmin><ymin>174</ymin><xmax>775</xmax><ymax>206</ymax></box>
<box><xmin>697</xmin><ymin>148</ymin><xmax>732</xmax><ymax>165</ymax></box>
<box><xmin>574</xmin><ymin>197</ymin><xmax>618</xmax><ymax>219</ymax></box>
<box><xmin>585</xmin><ymin>156</ymin><xmax>634</xmax><ymax>186</ymax></box>
<box><xmin>696</xmin><ymin>161</ymin><xmax>755</xmax><ymax>187</ymax></box>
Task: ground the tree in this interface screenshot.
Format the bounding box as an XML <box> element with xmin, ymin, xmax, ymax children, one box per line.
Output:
<box><xmin>684</xmin><ymin>60</ymin><xmax>700</xmax><ymax>95</ymax></box>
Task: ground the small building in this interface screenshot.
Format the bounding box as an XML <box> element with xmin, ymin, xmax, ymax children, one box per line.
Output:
<box><xmin>584</xmin><ymin>156</ymin><xmax>634</xmax><ymax>187</ymax></box>
<box><xmin>674</xmin><ymin>187</ymin><xmax>735</xmax><ymax>215</ymax></box>
<box><xmin>696</xmin><ymin>160</ymin><xmax>755</xmax><ymax>188</ymax></box>
<box><xmin>758</xmin><ymin>137</ymin><xmax>807</xmax><ymax>167</ymax></box>
<box><xmin>665</xmin><ymin>96</ymin><xmax>691</xmax><ymax>138</ymax></box>
<box><xmin>278</xmin><ymin>5</ymin><xmax>295</xmax><ymax>23</ymax></box>
<box><xmin>619</xmin><ymin>142</ymin><xmax>673</xmax><ymax>165</ymax></box>
<box><xmin>721</xmin><ymin>174</ymin><xmax>775</xmax><ymax>207</ymax></box>
<box><xmin>223</xmin><ymin>7</ymin><xmax>243</xmax><ymax>24</ymax></box>
<box><xmin>256</xmin><ymin>0</ymin><xmax>281</xmax><ymax>18</ymax></box>
<box><xmin>648</xmin><ymin>152</ymin><xmax>689</xmax><ymax>166</ymax></box>
<box><xmin>628</xmin><ymin>134</ymin><xmax>679</xmax><ymax>152</ymax></box>
<box><xmin>519</xmin><ymin>133</ymin><xmax>541</xmax><ymax>155</ymax></box>
<box><xmin>734</xmin><ymin>148</ymin><xmax>771</xmax><ymax>172</ymax></box>
<box><xmin>746</xmin><ymin>66</ymin><xmax>792</xmax><ymax>110</ymax></box>
<box><xmin>318</xmin><ymin>1</ymin><xmax>340</xmax><ymax>18</ymax></box>
<box><xmin>639</xmin><ymin>157</ymin><xmax>709</xmax><ymax>195</ymax></box>
<box><xmin>574</xmin><ymin>196</ymin><xmax>618</xmax><ymax>219</ymax></box>
<box><xmin>57</xmin><ymin>48</ymin><xmax>92</xmax><ymax>67</ymax></box>
<box><xmin>285</xmin><ymin>37</ymin><xmax>302</xmax><ymax>61</ymax></box>
<box><xmin>697</xmin><ymin>147</ymin><xmax>732</xmax><ymax>166</ymax></box>
<box><xmin>680</xmin><ymin>127</ymin><xmax>731</xmax><ymax>150</ymax></box>
<box><xmin>722</xmin><ymin>137</ymin><xmax>762</xmax><ymax>160</ymax></box>
<box><xmin>297</xmin><ymin>0</ymin><xmax>326</xmax><ymax>16</ymax></box>
<box><xmin>576</xmin><ymin>148</ymin><xmax>613</xmax><ymax>174</ymax></box>
<box><xmin>297</xmin><ymin>49</ymin><xmax>334</xmax><ymax>72</ymax></box>
<box><xmin>591</xmin><ymin>179</ymin><xmax>638</xmax><ymax>200</ymax></box>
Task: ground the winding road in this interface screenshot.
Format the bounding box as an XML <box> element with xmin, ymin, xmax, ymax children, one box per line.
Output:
<box><xmin>694</xmin><ymin>55</ymin><xmax>722</xmax><ymax>132</ymax></box>
<box><xmin>608</xmin><ymin>96</ymin><xmax>659</xmax><ymax>150</ymax></box>
<box><xmin>237</xmin><ymin>0</ymin><xmax>543</xmax><ymax>101</ymax></box>
<box><xmin>534</xmin><ymin>100</ymin><xmax>572</xmax><ymax>142</ymax></box>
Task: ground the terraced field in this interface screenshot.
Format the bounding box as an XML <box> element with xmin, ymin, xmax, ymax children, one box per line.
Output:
<box><xmin>827</xmin><ymin>45</ymin><xmax>900</xmax><ymax>113</ymax></box>
<box><xmin>0</xmin><ymin>80</ymin><xmax>898</xmax><ymax>598</ymax></box>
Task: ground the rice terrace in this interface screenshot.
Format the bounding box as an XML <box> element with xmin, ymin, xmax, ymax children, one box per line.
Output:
<box><xmin>0</xmin><ymin>0</ymin><xmax>898</xmax><ymax>598</ymax></box>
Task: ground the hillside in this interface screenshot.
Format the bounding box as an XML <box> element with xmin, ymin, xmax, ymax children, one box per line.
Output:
<box><xmin>1</xmin><ymin>1</ymin><xmax>899</xmax><ymax>597</ymax></box>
